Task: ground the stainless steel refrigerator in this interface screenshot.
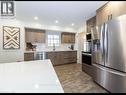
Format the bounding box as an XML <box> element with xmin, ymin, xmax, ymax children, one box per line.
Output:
<box><xmin>91</xmin><ymin>14</ymin><xmax>126</xmax><ymax>93</ymax></box>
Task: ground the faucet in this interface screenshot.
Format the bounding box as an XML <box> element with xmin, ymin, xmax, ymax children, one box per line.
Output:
<box><xmin>69</xmin><ymin>44</ymin><xmax>74</xmax><ymax>50</ymax></box>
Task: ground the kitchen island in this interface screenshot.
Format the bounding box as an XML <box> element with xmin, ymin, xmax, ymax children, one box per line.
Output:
<box><xmin>0</xmin><ymin>60</ymin><xmax>64</xmax><ymax>93</ymax></box>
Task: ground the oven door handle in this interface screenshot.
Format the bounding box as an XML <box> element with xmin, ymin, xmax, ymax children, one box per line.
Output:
<box><xmin>82</xmin><ymin>53</ymin><xmax>91</xmax><ymax>56</ymax></box>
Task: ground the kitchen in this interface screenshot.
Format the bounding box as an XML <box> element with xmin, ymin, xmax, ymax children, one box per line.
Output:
<box><xmin>0</xmin><ymin>1</ymin><xmax>126</xmax><ymax>93</ymax></box>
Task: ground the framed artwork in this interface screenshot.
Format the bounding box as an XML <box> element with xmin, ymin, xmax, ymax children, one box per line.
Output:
<box><xmin>3</xmin><ymin>26</ymin><xmax>20</xmax><ymax>49</ymax></box>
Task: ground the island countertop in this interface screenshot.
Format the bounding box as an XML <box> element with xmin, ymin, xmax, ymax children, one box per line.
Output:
<box><xmin>0</xmin><ymin>60</ymin><xmax>64</xmax><ymax>93</ymax></box>
<box><xmin>24</xmin><ymin>50</ymin><xmax>77</xmax><ymax>53</ymax></box>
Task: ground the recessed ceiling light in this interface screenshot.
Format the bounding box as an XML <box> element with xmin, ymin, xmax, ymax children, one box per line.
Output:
<box><xmin>34</xmin><ymin>16</ymin><xmax>38</xmax><ymax>20</ymax></box>
<box><xmin>55</xmin><ymin>20</ymin><xmax>59</xmax><ymax>23</ymax></box>
<box><xmin>71</xmin><ymin>23</ymin><xmax>74</xmax><ymax>26</ymax></box>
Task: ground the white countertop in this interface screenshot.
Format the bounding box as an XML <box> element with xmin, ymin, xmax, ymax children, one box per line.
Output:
<box><xmin>24</xmin><ymin>50</ymin><xmax>77</xmax><ymax>53</ymax></box>
<box><xmin>0</xmin><ymin>60</ymin><xmax>64</xmax><ymax>93</ymax></box>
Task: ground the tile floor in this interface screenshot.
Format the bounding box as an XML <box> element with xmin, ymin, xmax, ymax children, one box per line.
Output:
<box><xmin>54</xmin><ymin>63</ymin><xmax>108</xmax><ymax>93</ymax></box>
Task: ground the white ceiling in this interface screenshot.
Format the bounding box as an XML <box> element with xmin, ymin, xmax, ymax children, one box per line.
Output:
<box><xmin>15</xmin><ymin>1</ymin><xmax>107</xmax><ymax>31</ymax></box>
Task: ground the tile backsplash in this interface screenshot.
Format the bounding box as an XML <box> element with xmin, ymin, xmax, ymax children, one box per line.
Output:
<box><xmin>31</xmin><ymin>43</ymin><xmax>75</xmax><ymax>51</ymax></box>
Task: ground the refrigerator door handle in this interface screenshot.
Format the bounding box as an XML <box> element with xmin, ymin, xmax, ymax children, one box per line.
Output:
<box><xmin>104</xmin><ymin>24</ymin><xmax>108</xmax><ymax>63</ymax></box>
<box><xmin>100</xmin><ymin>24</ymin><xmax>104</xmax><ymax>62</ymax></box>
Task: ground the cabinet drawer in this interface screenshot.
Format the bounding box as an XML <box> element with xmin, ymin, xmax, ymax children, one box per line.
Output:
<box><xmin>62</xmin><ymin>52</ymin><xmax>70</xmax><ymax>58</ymax></box>
<box><xmin>69</xmin><ymin>58</ymin><xmax>77</xmax><ymax>63</ymax></box>
<box><xmin>71</xmin><ymin>51</ymin><xmax>77</xmax><ymax>58</ymax></box>
<box><xmin>63</xmin><ymin>58</ymin><xmax>77</xmax><ymax>64</ymax></box>
<box><xmin>63</xmin><ymin>51</ymin><xmax>77</xmax><ymax>58</ymax></box>
<box><xmin>63</xmin><ymin>58</ymin><xmax>71</xmax><ymax>64</ymax></box>
<box><xmin>47</xmin><ymin>52</ymin><xmax>56</xmax><ymax>57</ymax></box>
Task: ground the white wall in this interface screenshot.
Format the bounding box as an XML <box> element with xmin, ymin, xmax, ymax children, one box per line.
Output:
<box><xmin>77</xmin><ymin>22</ymin><xmax>86</xmax><ymax>33</ymax></box>
<box><xmin>0</xmin><ymin>19</ymin><xmax>80</xmax><ymax>63</ymax></box>
<box><xmin>76</xmin><ymin>23</ymin><xmax>86</xmax><ymax>63</ymax></box>
<box><xmin>0</xmin><ymin>19</ymin><xmax>25</xmax><ymax>63</ymax></box>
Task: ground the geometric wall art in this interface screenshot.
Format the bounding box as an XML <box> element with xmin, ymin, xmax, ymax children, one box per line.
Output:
<box><xmin>3</xmin><ymin>26</ymin><xmax>20</xmax><ymax>49</ymax></box>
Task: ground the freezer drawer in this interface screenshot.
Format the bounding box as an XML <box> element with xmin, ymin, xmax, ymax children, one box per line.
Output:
<box><xmin>92</xmin><ymin>64</ymin><xmax>126</xmax><ymax>93</ymax></box>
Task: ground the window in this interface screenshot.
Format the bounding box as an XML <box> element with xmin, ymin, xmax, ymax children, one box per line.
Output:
<box><xmin>47</xmin><ymin>34</ymin><xmax>60</xmax><ymax>46</ymax></box>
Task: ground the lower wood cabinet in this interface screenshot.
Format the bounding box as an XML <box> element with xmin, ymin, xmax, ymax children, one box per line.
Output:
<box><xmin>24</xmin><ymin>53</ymin><xmax>34</xmax><ymax>61</ymax></box>
<box><xmin>46</xmin><ymin>52</ymin><xmax>63</xmax><ymax>66</ymax></box>
<box><xmin>24</xmin><ymin>51</ymin><xmax>77</xmax><ymax>66</ymax></box>
<box><xmin>47</xmin><ymin>51</ymin><xmax>77</xmax><ymax>66</ymax></box>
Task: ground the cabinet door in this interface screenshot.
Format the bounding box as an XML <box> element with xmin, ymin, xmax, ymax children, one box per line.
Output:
<box><xmin>70</xmin><ymin>51</ymin><xmax>77</xmax><ymax>63</ymax></box>
<box><xmin>67</xmin><ymin>34</ymin><xmax>71</xmax><ymax>43</ymax></box>
<box><xmin>96</xmin><ymin>1</ymin><xmax>126</xmax><ymax>25</ymax></box>
<box><xmin>35</xmin><ymin>32</ymin><xmax>45</xmax><ymax>43</ymax></box>
<box><xmin>25</xmin><ymin>31</ymin><xmax>35</xmax><ymax>43</ymax></box>
<box><xmin>96</xmin><ymin>10</ymin><xmax>102</xmax><ymax>26</ymax></box>
<box><xmin>70</xmin><ymin>34</ymin><xmax>75</xmax><ymax>43</ymax></box>
<box><xmin>61</xmin><ymin>34</ymin><xmax>66</xmax><ymax>43</ymax></box>
<box><xmin>55</xmin><ymin>52</ymin><xmax>63</xmax><ymax>65</ymax></box>
<box><xmin>47</xmin><ymin>52</ymin><xmax>63</xmax><ymax>66</ymax></box>
<box><xmin>87</xmin><ymin>16</ymin><xmax>96</xmax><ymax>34</ymax></box>
<box><xmin>71</xmin><ymin>51</ymin><xmax>77</xmax><ymax>58</ymax></box>
<box><xmin>25</xmin><ymin>28</ymin><xmax>45</xmax><ymax>43</ymax></box>
<box><xmin>41</xmin><ymin>32</ymin><xmax>46</xmax><ymax>43</ymax></box>
<box><xmin>110</xmin><ymin>2</ymin><xmax>120</xmax><ymax>19</ymax></box>
<box><xmin>96</xmin><ymin>2</ymin><xmax>112</xmax><ymax>25</ymax></box>
<box><xmin>47</xmin><ymin>52</ymin><xmax>56</xmax><ymax>65</ymax></box>
<box><xmin>24</xmin><ymin>53</ymin><xmax>34</xmax><ymax>61</ymax></box>
<box><xmin>61</xmin><ymin>33</ymin><xmax>75</xmax><ymax>43</ymax></box>
<box><xmin>62</xmin><ymin>34</ymin><xmax>69</xmax><ymax>43</ymax></box>
<box><xmin>62</xmin><ymin>51</ymin><xmax>69</xmax><ymax>58</ymax></box>
<box><xmin>117</xmin><ymin>1</ymin><xmax>126</xmax><ymax>16</ymax></box>
<box><xmin>106</xmin><ymin>2</ymin><xmax>112</xmax><ymax>21</ymax></box>
<box><xmin>63</xmin><ymin>51</ymin><xmax>72</xmax><ymax>64</ymax></box>
<box><xmin>106</xmin><ymin>1</ymin><xmax>126</xmax><ymax>21</ymax></box>
<box><xmin>96</xmin><ymin>11</ymin><xmax>102</xmax><ymax>26</ymax></box>
<box><xmin>101</xmin><ymin>3</ymin><xmax>111</xmax><ymax>23</ymax></box>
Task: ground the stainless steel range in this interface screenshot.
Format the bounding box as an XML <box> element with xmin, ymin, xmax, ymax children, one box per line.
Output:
<box><xmin>91</xmin><ymin>14</ymin><xmax>126</xmax><ymax>93</ymax></box>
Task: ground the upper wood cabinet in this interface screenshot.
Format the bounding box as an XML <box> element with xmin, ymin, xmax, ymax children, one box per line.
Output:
<box><xmin>25</xmin><ymin>28</ymin><xmax>46</xmax><ymax>43</ymax></box>
<box><xmin>96</xmin><ymin>1</ymin><xmax>126</xmax><ymax>26</ymax></box>
<box><xmin>96</xmin><ymin>2</ymin><xmax>112</xmax><ymax>26</ymax></box>
<box><xmin>86</xmin><ymin>16</ymin><xmax>96</xmax><ymax>33</ymax></box>
<box><xmin>61</xmin><ymin>32</ymin><xmax>76</xmax><ymax>43</ymax></box>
